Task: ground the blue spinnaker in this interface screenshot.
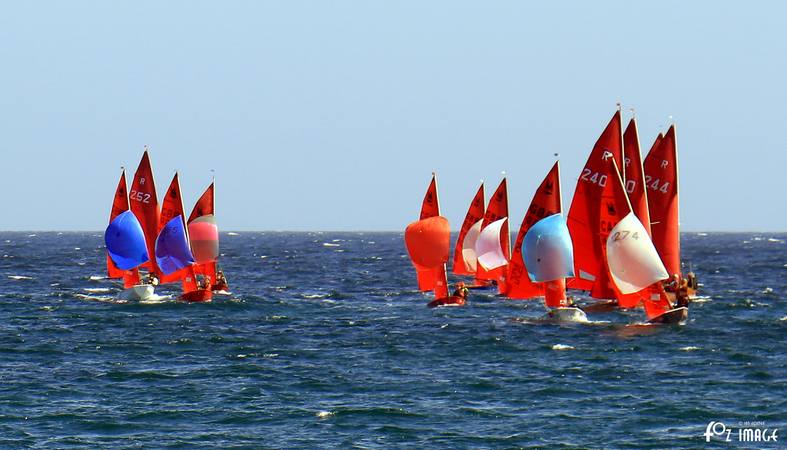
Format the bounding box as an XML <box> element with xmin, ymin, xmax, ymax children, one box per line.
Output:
<box><xmin>523</xmin><ymin>213</ymin><xmax>575</xmax><ymax>282</ymax></box>
<box><xmin>104</xmin><ymin>210</ymin><xmax>149</xmax><ymax>270</ymax></box>
<box><xmin>155</xmin><ymin>215</ymin><xmax>195</xmax><ymax>275</ymax></box>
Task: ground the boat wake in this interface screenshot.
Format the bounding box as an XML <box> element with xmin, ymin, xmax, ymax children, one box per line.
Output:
<box><xmin>8</xmin><ymin>275</ymin><xmax>33</xmax><ymax>280</ymax></box>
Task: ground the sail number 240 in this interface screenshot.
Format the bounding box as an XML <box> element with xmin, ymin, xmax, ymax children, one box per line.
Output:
<box><xmin>580</xmin><ymin>169</ymin><xmax>607</xmax><ymax>187</ymax></box>
<box><xmin>129</xmin><ymin>190</ymin><xmax>151</xmax><ymax>204</ymax></box>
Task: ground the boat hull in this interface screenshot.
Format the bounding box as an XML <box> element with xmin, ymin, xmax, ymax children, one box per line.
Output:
<box><xmin>582</xmin><ymin>300</ymin><xmax>618</xmax><ymax>314</ymax></box>
<box><xmin>647</xmin><ymin>307</ymin><xmax>688</xmax><ymax>324</ymax></box>
<box><xmin>427</xmin><ymin>295</ymin><xmax>466</xmax><ymax>308</ymax></box>
<box><xmin>180</xmin><ymin>289</ymin><xmax>213</xmax><ymax>303</ymax></box>
<box><xmin>121</xmin><ymin>284</ymin><xmax>155</xmax><ymax>301</ymax></box>
<box><xmin>546</xmin><ymin>307</ymin><xmax>588</xmax><ymax>323</ymax></box>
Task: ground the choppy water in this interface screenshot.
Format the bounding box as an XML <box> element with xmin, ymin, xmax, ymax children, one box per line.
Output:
<box><xmin>0</xmin><ymin>232</ymin><xmax>784</xmax><ymax>448</ymax></box>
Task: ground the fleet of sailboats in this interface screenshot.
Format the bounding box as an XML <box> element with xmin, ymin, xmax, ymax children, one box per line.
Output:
<box><xmin>404</xmin><ymin>107</ymin><xmax>696</xmax><ymax>324</ymax></box>
<box><xmin>104</xmin><ymin>149</ymin><xmax>228</xmax><ymax>303</ymax></box>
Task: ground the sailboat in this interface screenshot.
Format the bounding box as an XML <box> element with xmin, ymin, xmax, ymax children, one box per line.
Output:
<box><xmin>404</xmin><ymin>174</ymin><xmax>460</xmax><ymax>307</ymax></box>
<box><xmin>566</xmin><ymin>110</ymin><xmax>625</xmax><ymax>309</ymax></box>
<box><xmin>451</xmin><ymin>182</ymin><xmax>485</xmax><ymax>286</ymax></box>
<box><xmin>105</xmin><ymin>168</ymin><xmax>154</xmax><ymax>301</ymax></box>
<box><xmin>155</xmin><ymin>173</ymin><xmax>211</xmax><ymax>303</ymax></box>
<box><xmin>514</xmin><ymin>161</ymin><xmax>585</xmax><ymax>322</ymax></box>
<box><xmin>474</xmin><ymin>177</ymin><xmax>510</xmax><ymax>294</ymax></box>
<box><xmin>596</xmin><ymin>151</ymin><xmax>686</xmax><ymax>324</ymax></box>
<box><xmin>643</xmin><ymin>123</ymin><xmax>697</xmax><ymax>298</ymax></box>
<box><xmin>187</xmin><ymin>181</ymin><xmax>229</xmax><ymax>293</ymax></box>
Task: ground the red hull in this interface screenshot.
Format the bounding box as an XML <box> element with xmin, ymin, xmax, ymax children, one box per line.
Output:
<box><xmin>180</xmin><ymin>289</ymin><xmax>213</xmax><ymax>303</ymax></box>
<box><xmin>427</xmin><ymin>295</ymin><xmax>466</xmax><ymax>308</ymax></box>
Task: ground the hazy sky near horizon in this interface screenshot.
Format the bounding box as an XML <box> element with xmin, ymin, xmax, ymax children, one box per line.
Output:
<box><xmin>2</xmin><ymin>1</ymin><xmax>786</xmax><ymax>232</ymax></box>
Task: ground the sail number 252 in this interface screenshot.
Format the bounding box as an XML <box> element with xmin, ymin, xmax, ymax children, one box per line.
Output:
<box><xmin>129</xmin><ymin>190</ymin><xmax>151</xmax><ymax>204</ymax></box>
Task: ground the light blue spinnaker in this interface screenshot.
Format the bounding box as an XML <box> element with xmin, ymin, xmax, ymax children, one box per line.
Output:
<box><xmin>104</xmin><ymin>210</ymin><xmax>149</xmax><ymax>270</ymax></box>
<box><xmin>523</xmin><ymin>213</ymin><xmax>575</xmax><ymax>282</ymax></box>
<box><xmin>155</xmin><ymin>215</ymin><xmax>195</xmax><ymax>275</ymax></box>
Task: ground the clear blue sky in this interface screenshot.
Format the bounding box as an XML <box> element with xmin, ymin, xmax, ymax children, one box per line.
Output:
<box><xmin>1</xmin><ymin>1</ymin><xmax>785</xmax><ymax>231</ymax></box>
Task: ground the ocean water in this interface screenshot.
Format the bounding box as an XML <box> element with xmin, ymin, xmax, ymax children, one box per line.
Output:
<box><xmin>0</xmin><ymin>231</ymin><xmax>784</xmax><ymax>449</ymax></box>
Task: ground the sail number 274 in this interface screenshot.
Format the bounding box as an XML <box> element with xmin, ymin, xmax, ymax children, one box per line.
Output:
<box><xmin>129</xmin><ymin>190</ymin><xmax>151</xmax><ymax>204</ymax></box>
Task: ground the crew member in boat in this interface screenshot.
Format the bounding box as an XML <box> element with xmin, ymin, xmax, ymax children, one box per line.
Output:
<box><xmin>675</xmin><ymin>277</ymin><xmax>690</xmax><ymax>308</ymax></box>
<box><xmin>200</xmin><ymin>275</ymin><xmax>212</xmax><ymax>291</ymax></box>
<box><xmin>452</xmin><ymin>282</ymin><xmax>469</xmax><ymax>300</ymax></box>
<box><xmin>214</xmin><ymin>269</ymin><xmax>228</xmax><ymax>290</ymax></box>
<box><xmin>143</xmin><ymin>273</ymin><xmax>159</xmax><ymax>286</ymax></box>
<box><xmin>686</xmin><ymin>271</ymin><xmax>698</xmax><ymax>291</ymax></box>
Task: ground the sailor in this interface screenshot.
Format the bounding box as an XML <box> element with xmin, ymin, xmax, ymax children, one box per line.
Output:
<box><xmin>675</xmin><ymin>277</ymin><xmax>690</xmax><ymax>308</ymax></box>
<box><xmin>200</xmin><ymin>276</ymin><xmax>212</xmax><ymax>290</ymax></box>
<box><xmin>686</xmin><ymin>271</ymin><xmax>698</xmax><ymax>290</ymax></box>
<box><xmin>145</xmin><ymin>273</ymin><xmax>159</xmax><ymax>286</ymax></box>
<box><xmin>215</xmin><ymin>270</ymin><xmax>227</xmax><ymax>287</ymax></box>
<box><xmin>452</xmin><ymin>282</ymin><xmax>469</xmax><ymax>299</ymax></box>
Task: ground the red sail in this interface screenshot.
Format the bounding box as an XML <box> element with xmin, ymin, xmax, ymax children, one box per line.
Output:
<box><xmin>592</xmin><ymin>154</ymin><xmax>632</xmax><ymax>299</ymax></box>
<box><xmin>129</xmin><ymin>150</ymin><xmax>160</xmax><ymax>276</ymax></box>
<box><xmin>505</xmin><ymin>162</ymin><xmax>563</xmax><ymax>299</ymax></box>
<box><xmin>188</xmin><ymin>182</ymin><xmax>215</xmax><ymax>223</ymax></box>
<box><xmin>419</xmin><ymin>174</ymin><xmax>440</xmax><ymax>220</ymax></box>
<box><xmin>567</xmin><ymin>110</ymin><xmax>623</xmax><ymax>293</ymax></box>
<box><xmin>623</xmin><ymin>118</ymin><xmax>652</xmax><ymax>237</ymax></box>
<box><xmin>477</xmin><ymin>178</ymin><xmax>509</xmax><ymax>292</ymax></box>
<box><xmin>452</xmin><ymin>182</ymin><xmax>485</xmax><ymax>275</ymax></box>
<box><xmin>643</xmin><ymin>125</ymin><xmax>680</xmax><ymax>277</ymax></box>
<box><xmin>107</xmin><ymin>169</ymin><xmax>130</xmax><ymax>279</ymax></box>
<box><xmin>158</xmin><ymin>173</ymin><xmax>191</xmax><ymax>283</ymax></box>
<box><xmin>106</xmin><ymin>169</ymin><xmax>140</xmax><ymax>287</ymax></box>
<box><xmin>642</xmin><ymin>283</ymin><xmax>672</xmax><ymax>320</ymax></box>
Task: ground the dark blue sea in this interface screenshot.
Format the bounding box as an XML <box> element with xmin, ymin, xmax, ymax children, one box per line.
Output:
<box><xmin>0</xmin><ymin>232</ymin><xmax>784</xmax><ymax>448</ymax></box>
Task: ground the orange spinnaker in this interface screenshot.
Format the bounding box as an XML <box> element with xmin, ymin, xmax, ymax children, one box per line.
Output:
<box><xmin>643</xmin><ymin>125</ymin><xmax>681</xmax><ymax>277</ymax></box>
<box><xmin>405</xmin><ymin>216</ymin><xmax>451</xmax><ymax>269</ymax></box>
<box><xmin>130</xmin><ymin>151</ymin><xmax>161</xmax><ymax>276</ymax></box>
<box><xmin>567</xmin><ymin>110</ymin><xmax>623</xmax><ymax>293</ymax></box>
<box><xmin>158</xmin><ymin>173</ymin><xmax>190</xmax><ymax>284</ymax></box>
<box><xmin>506</xmin><ymin>162</ymin><xmax>563</xmax><ymax>299</ymax></box>
<box><xmin>623</xmin><ymin>118</ymin><xmax>652</xmax><ymax>237</ymax></box>
<box><xmin>477</xmin><ymin>178</ymin><xmax>509</xmax><ymax>292</ymax></box>
<box><xmin>452</xmin><ymin>182</ymin><xmax>485</xmax><ymax>276</ymax></box>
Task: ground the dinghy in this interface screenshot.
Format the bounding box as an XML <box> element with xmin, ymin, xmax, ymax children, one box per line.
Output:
<box><xmin>513</xmin><ymin>161</ymin><xmax>586</xmax><ymax>322</ymax></box>
<box><xmin>104</xmin><ymin>168</ymin><xmax>153</xmax><ymax>301</ymax></box>
<box><xmin>155</xmin><ymin>173</ymin><xmax>209</xmax><ymax>302</ymax></box>
<box><xmin>451</xmin><ymin>182</ymin><xmax>486</xmax><ymax>287</ymax></box>
<box><xmin>474</xmin><ymin>178</ymin><xmax>510</xmax><ymax>293</ymax></box>
<box><xmin>187</xmin><ymin>181</ymin><xmax>229</xmax><ymax>294</ymax></box>
<box><xmin>643</xmin><ymin>123</ymin><xmax>698</xmax><ymax>298</ymax></box>
<box><xmin>404</xmin><ymin>174</ymin><xmax>460</xmax><ymax>307</ymax></box>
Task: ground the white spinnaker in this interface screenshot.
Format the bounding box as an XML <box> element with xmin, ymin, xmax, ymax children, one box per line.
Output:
<box><xmin>461</xmin><ymin>219</ymin><xmax>482</xmax><ymax>272</ymax></box>
<box><xmin>475</xmin><ymin>218</ymin><xmax>508</xmax><ymax>270</ymax></box>
<box><xmin>606</xmin><ymin>212</ymin><xmax>669</xmax><ymax>294</ymax></box>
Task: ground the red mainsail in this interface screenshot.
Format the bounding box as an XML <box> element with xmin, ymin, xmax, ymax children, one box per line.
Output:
<box><xmin>452</xmin><ymin>182</ymin><xmax>485</xmax><ymax>276</ymax></box>
<box><xmin>643</xmin><ymin>124</ymin><xmax>680</xmax><ymax>277</ymax></box>
<box><xmin>158</xmin><ymin>173</ymin><xmax>191</xmax><ymax>284</ymax></box>
<box><xmin>567</xmin><ymin>110</ymin><xmax>623</xmax><ymax>294</ymax></box>
<box><xmin>623</xmin><ymin>118</ymin><xmax>652</xmax><ymax>237</ymax></box>
<box><xmin>477</xmin><ymin>178</ymin><xmax>509</xmax><ymax>292</ymax></box>
<box><xmin>106</xmin><ymin>169</ymin><xmax>140</xmax><ymax>287</ymax></box>
<box><xmin>505</xmin><ymin>162</ymin><xmax>563</xmax><ymax>299</ymax></box>
<box><xmin>129</xmin><ymin>150</ymin><xmax>160</xmax><ymax>276</ymax></box>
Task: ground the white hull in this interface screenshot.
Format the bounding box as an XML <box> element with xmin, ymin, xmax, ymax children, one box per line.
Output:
<box><xmin>120</xmin><ymin>284</ymin><xmax>156</xmax><ymax>301</ymax></box>
<box><xmin>546</xmin><ymin>307</ymin><xmax>588</xmax><ymax>323</ymax></box>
